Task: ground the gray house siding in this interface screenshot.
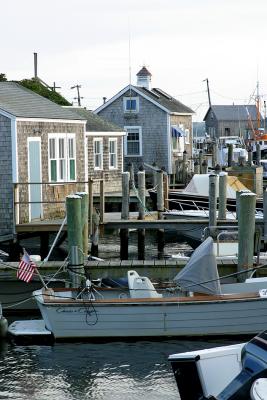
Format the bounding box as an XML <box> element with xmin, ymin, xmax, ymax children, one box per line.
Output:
<box><xmin>0</xmin><ymin>115</ymin><xmax>13</xmax><ymax>236</ymax></box>
<box><xmin>97</xmin><ymin>89</ymin><xmax>169</xmax><ymax>172</ymax></box>
<box><xmin>87</xmin><ymin>135</ymin><xmax>123</xmax><ymax>192</ymax></box>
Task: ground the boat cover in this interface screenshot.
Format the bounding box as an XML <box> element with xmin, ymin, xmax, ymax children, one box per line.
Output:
<box><xmin>183</xmin><ymin>174</ymin><xmax>248</xmax><ymax>199</ymax></box>
<box><xmin>173</xmin><ymin>236</ymin><xmax>222</xmax><ymax>295</ymax></box>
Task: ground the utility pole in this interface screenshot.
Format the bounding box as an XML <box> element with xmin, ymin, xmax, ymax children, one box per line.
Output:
<box><xmin>51</xmin><ymin>82</ymin><xmax>61</xmax><ymax>92</ymax></box>
<box><xmin>71</xmin><ymin>84</ymin><xmax>83</xmax><ymax>106</ymax></box>
<box><xmin>203</xmin><ymin>78</ymin><xmax>211</xmax><ymax>108</ymax></box>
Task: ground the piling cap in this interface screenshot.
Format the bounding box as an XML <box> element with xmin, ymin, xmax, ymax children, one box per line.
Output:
<box><xmin>76</xmin><ymin>192</ymin><xmax>88</xmax><ymax>196</ymax></box>
<box><xmin>240</xmin><ymin>192</ymin><xmax>256</xmax><ymax>197</ymax></box>
<box><xmin>66</xmin><ymin>194</ymin><xmax>82</xmax><ymax>199</ymax></box>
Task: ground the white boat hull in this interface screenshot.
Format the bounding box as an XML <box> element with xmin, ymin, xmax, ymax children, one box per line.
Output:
<box><xmin>36</xmin><ymin>292</ymin><xmax>267</xmax><ymax>339</ymax></box>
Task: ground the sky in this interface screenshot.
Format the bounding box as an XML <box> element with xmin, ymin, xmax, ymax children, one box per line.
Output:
<box><xmin>1</xmin><ymin>0</ymin><xmax>267</xmax><ymax>121</ymax></box>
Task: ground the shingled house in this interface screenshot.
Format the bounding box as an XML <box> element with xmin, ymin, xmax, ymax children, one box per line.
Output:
<box><xmin>204</xmin><ymin>105</ymin><xmax>258</xmax><ymax>140</ymax></box>
<box><xmin>95</xmin><ymin>67</ymin><xmax>194</xmax><ymax>174</ymax></box>
<box><xmin>0</xmin><ymin>82</ymin><xmax>86</xmax><ymax>240</ymax></box>
<box><xmin>64</xmin><ymin>107</ymin><xmax>125</xmax><ymax>193</ymax></box>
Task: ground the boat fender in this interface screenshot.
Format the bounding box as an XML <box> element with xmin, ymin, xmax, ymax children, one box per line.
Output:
<box><xmin>259</xmin><ymin>289</ymin><xmax>267</xmax><ymax>298</ymax></box>
<box><xmin>250</xmin><ymin>378</ymin><xmax>267</xmax><ymax>399</ymax></box>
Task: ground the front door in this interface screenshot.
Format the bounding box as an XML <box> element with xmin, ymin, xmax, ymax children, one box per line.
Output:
<box><xmin>28</xmin><ymin>138</ymin><xmax>42</xmax><ymax>220</ymax></box>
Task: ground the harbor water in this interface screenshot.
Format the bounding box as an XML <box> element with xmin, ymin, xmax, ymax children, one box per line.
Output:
<box><xmin>0</xmin><ymin>338</ymin><xmax>241</xmax><ymax>400</ymax></box>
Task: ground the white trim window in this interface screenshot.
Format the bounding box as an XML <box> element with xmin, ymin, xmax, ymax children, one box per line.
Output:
<box><xmin>109</xmin><ymin>138</ymin><xmax>117</xmax><ymax>169</ymax></box>
<box><xmin>94</xmin><ymin>138</ymin><xmax>103</xmax><ymax>170</ymax></box>
<box><xmin>123</xmin><ymin>96</ymin><xmax>139</xmax><ymax>113</ymax></box>
<box><xmin>48</xmin><ymin>133</ymin><xmax>76</xmax><ymax>183</ymax></box>
<box><xmin>124</xmin><ymin>126</ymin><xmax>142</xmax><ymax>156</ymax></box>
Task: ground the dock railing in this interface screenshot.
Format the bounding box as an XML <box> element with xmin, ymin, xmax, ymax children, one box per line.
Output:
<box><xmin>13</xmin><ymin>178</ymin><xmax>105</xmax><ymax>231</ymax></box>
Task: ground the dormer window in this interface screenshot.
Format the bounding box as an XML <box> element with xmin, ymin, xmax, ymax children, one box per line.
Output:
<box><xmin>123</xmin><ymin>96</ymin><xmax>139</xmax><ymax>113</ymax></box>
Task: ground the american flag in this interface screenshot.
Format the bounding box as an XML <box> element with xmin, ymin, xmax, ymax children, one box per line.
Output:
<box><xmin>17</xmin><ymin>249</ymin><xmax>37</xmax><ymax>283</ymax></box>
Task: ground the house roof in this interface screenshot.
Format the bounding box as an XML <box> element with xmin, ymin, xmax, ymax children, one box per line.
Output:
<box><xmin>136</xmin><ymin>66</ymin><xmax>152</xmax><ymax>77</ymax></box>
<box><xmin>0</xmin><ymin>82</ymin><xmax>85</xmax><ymax>120</ymax></box>
<box><xmin>95</xmin><ymin>84</ymin><xmax>194</xmax><ymax>115</ymax></box>
<box><xmin>203</xmin><ymin>105</ymin><xmax>258</xmax><ymax>121</ymax></box>
<box><xmin>135</xmin><ymin>86</ymin><xmax>194</xmax><ymax>114</ymax></box>
<box><xmin>65</xmin><ymin>107</ymin><xmax>123</xmax><ymax>132</ymax></box>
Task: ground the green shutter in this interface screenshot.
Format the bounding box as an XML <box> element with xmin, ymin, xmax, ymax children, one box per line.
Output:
<box><xmin>50</xmin><ymin>160</ymin><xmax>57</xmax><ymax>182</ymax></box>
<box><xmin>69</xmin><ymin>160</ymin><xmax>75</xmax><ymax>180</ymax></box>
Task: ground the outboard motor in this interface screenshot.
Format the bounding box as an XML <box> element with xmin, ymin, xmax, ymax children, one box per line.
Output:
<box><xmin>209</xmin><ymin>330</ymin><xmax>267</xmax><ymax>399</ymax></box>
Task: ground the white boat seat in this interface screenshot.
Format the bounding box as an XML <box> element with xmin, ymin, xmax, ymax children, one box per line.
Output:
<box><xmin>127</xmin><ymin>270</ymin><xmax>163</xmax><ymax>298</ymax></box>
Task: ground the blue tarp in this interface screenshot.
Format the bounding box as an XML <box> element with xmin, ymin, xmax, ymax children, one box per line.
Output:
<box><xmin>171</xmin><ymin>126</ymin><xmax>185</xmax><ymax>137</ymax></box>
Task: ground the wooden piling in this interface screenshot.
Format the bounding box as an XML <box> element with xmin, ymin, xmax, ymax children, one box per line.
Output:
<box><xmin>100</xmin><ymin>179</ymin><xmax>105</xmax><ymax>223</ymax></box>
<box><xmin>182</xmin><ymin>151</ymin><xmax>188</xmax><ymax>183</ymax></box>
<box><xmin>152</xmin><ymin>162</ymin><xmax>158</xmax><ymax>188</ymax></box>
<box><xmin>238</xmin><ymin>192</ymin><xmax>256</xmax><ymax>281</ymax></box>
<box><xmin>194</xmin><ymin>160</ymin><xmax>200</xmax><ymax>174</ymax></box>
<box><xmin>76</xmin><ymin>192</ymin><xmax>89</xmax><ymax>258</ymax></box>
<box><xmin>66</xmin><ymin>194</ymin><xmax>84</xmax><ymax>287</ymax></box>
<box><xmin>218</xmin><ymin>172</ymin><xmax>227</xmax><ymax>220</ymax></box>
<box><xmin>88</xmin><ymin>178</ymin><xmax>93</xmax><ymax>236</ymax></box>
<box><xmin>263</xmin><ymin>189</ymin><xmax>267</xmax><ymax>246</ymax></box>
<box><xmin>163</xmin><ymin>173</ymin><xmax>169</xmax><ymax>210</ymax></box>
<box><xmin>236</xmin><ymin>189</ymin><xmax>250</xmax><ymax>220</ymax></box>
<box><xmin>256</xmin><ymin>143</ymin><xmax>261</xmax><ymax>166</ymax></box>
<box><xmin>247</xmin><ymin>147</ymin><xmax>253</xmax><ymax>166</ymax></box>
<box><xmin>137</xmin><ymin>167</ymin><xmax>146</xmax><ymax>260</ymax></box>
<box><xmin>228</xmin><ymin>144</ymin><xmax>233</xmax><ymax>167</ymax></box>
<box><xmin>120</xmin><ymin>172</ymin><xmax>130</xmax><ymax>260</ymax></box>
<box><xmin>128</xmin><ymin>162</ymin><xmax>135</xmax><ymax>189</ymax></box>
<box><xmin>199</xmin><ymin>151</ymin><xmax>203</xmax><ymax>174</ymax></box>
<box><xmin>202</xmin><ymin>159</ymin><xmax>208</xmax><ymax>174</ymax></box>
<box><xmin>157</xmin><ymin>169</ymin><xmax>164</xmax><ymax>216</ymax></box>
<box><xmin>212</xmin><ymin>142</ymin><xmax>218</xmax><ymax>168</ymax></box>
<box><xmin>209</xmin><ymin>174</ymin><xmax>218</xmax><ymax>237</ymax></box>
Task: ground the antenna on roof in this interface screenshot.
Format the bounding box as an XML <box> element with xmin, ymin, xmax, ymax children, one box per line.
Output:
<box><xmin>128</xmin><ymin>17</ymin><xmax>132</xmax><ymax>87</ymax></box>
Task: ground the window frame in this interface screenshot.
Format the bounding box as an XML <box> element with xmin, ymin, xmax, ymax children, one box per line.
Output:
<box><xmin>93</xmin><ymin>138</ymin><xmax>103</xmax><ymax>170</ymax></box>
<box><xmin>48</xmin><ymin>133</ymin><xmax>76</xmax><ymax>183</ymax></box>
<box><xmin>109</xmin><ymin>138</ymin><xmax>118</xmax><ymax>169</ymax></box>
<box><xmin>123</xmin><ymin>96</ymin><xmax>139</xmax><ymax>113</ymax></box>
<box><xmin>124</xmin><ymin>126</ymin><xmax>142</xmax><ymax>157</ymax></box>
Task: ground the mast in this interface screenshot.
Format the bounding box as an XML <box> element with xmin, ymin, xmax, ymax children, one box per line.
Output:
<box><xmin>256</xmin><ymin>80</ymin><xmax>261</xmax><ymax>133</ymax></box>
<box><xmin>203</xmin><ymin>78</ymin><xmax>212</xmax><ymax>108</ymax></box>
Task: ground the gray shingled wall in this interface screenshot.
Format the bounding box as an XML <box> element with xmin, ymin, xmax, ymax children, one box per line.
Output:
<box><xmin>0</xmin><ymin>115</ymin><xmax>13</xmax><ymax>236</ymax></box>
<box><xmin>87</xmin><ymin>136</ymin><xmax>123</xmax><ymax>193</ymax></box>
<box><xmin>98</xmin><ymin>89</ymin><xmax>169</xmax><ymax>172</ymax></box>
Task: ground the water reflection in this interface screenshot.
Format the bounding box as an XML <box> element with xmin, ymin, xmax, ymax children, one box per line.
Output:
<box><xmin>0</xmin><ymin>339</ymin><xmax>238</xmax><ymax>400</ymax></box>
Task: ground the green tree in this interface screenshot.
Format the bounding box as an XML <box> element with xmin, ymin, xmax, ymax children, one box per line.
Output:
<box><xmin>0</xmin><ymin>73</ymin><xmax>7</xmax><ymax>82</ymax></box>
<box><xmin>18</xmin><ymin>78</ymin><xmax>71</xmax><ymax>106</ymax></box>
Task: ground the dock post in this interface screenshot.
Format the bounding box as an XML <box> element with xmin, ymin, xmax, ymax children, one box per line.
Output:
<box><xmin>202</xmin><ymin>159</ymin><xmax>208</xmax><ymax>174</ymax></box>
<box><xmin>163</xmin><ymin>172</ymin><xmax>169</xmax><ymax>210</ymax></box>
<box><xmin>263</xmin><ymin>189</ymin><xmax>267</xmax><ymax>247</ymax></box>
<box><xmin>152</xmin><ymin>162</ymin><xmax>158</xmax><ymax>188</ymax></box>
<box><xmin>194</xmin><ymin>160</ymin><xmax>200</xmax><ymax>174</ymax></box>
<box><xmin>182</xmin><ymin>151</ymin><xmax>188</xmax><ymax>184</ymax></box>
<box><xmin>247</xmin><ymin>146</ymin><xmax>253</xmax><ymax>166</ymax></box>
<box><xmin>88</xmin><ymin>178</ymin><xmax>93</xmax><ymax>236</ymax></box>
<box><xmin>238</xmin><ymin>192</ymin><xmax>256</xmax><ymax>281</ymax></box>
<box><xmin>66</xmin><ymin>194</ymin><xmax>84</xmax><ymax>287</ymax></box>
<box><xmin>91</xmin><ymin>207</ymin><xmax>100</xmax><ymax>257</ymax></box>
<box><xmin>199</xmin><ymin>151</ymin><xmax>203</xmax><ymax>174</ymax></box>
<box><xmin>212</xmin><ymin>142</ymin><xmax>218</xmax><ymax>168</ymax></box>
<box><xmin>209</xmin><ymin>174</ymin><xmax>218</xmax><ymax>237</ymax></box>
<box><xmin>100</xmin><ymin>178</ymin><xmax>105</xmax><ymax>224</ymax></box>
<box><xmin>157</xmin><ymin>169</ymin><xmax>165</xmax><ymax>257</ymax></box>
<box><xmin>137</xmin><ymin>166</ymin><xmax>146</xmax><ymax>260</ymax></box>
<box><xmin>128</xmin><ymin>162</ymin><xmax>135</xmax><ymax>189</ymax></box>
<box><xmin>218</xmin><ymin>172</ymin><xmax>227</xmax><ymax>220</ymax></box>
<box><xmin>236</xmin><ymin>189</ymin><xmax>250</xmax><ymax>220</ymax></box>
<box><xmin>120</xmin><ymin>172</ymin><xmax>130</xmax><ymax>260</ymax></box>
<box><xmin>76</xmin><ymin>192</ymin><xmax>89</xmax><ymax>258</ymax></box>
<box><xmin>228</xmin><ymin>144</ymin><xmax>233</xmax><ymax>167</ymax></box>
<box><xmin>256</xmin><ymin>143</ymin><xmax>261</xmax><ymax>166</ymax></box>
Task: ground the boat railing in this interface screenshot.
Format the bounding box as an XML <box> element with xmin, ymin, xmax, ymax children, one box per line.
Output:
<box><xmin>166</xmin><ymin>198</ymin><xmax>210</xmax><ymax>215</ymax></box>
<box><xmin>203</xmin><ymin>225</ymin><xmax>239</xmax><ymax>241</ymax></box>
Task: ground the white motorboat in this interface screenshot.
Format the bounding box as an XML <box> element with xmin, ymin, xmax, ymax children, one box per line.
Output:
<box><xmin>169</xmin><ymin>329</ymin><xmax>267</xmax><ymax>399</ymax></box>
<box><xmin>8</xmin><ymin>237</ymin><xmax>267</xmax><ymax>341</ymax></box>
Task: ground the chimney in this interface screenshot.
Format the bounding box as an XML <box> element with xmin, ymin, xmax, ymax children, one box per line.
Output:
<box><xmin>136</xmin><ymin>66</ymin><xmax>152</xmax><ymax>90</ymax></box>
<box><xmin>34</xmin><ymin>52</ymin><xmax>38</xmax><ymax>79</ymax></box>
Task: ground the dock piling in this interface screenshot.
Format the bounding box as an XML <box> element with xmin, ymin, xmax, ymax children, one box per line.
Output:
<box><xmin>209</xmin><ymin>174</ymin><xmax>218</xmax><ymax>237</ymax></box>
<box><xmin>218</xmin><ymin>172</ymin><xmax>227</xmax><ymax>220</ymax></box>
<box><xmin>138</xmin><ymin>167</ymin><xmax>146</xmax><ymax>259</ymax></box>
<box><xmin>120</xmin><ymin>172</ymin><xmax>130</xmax><ymax>260</ymax></box>
<box><xmin>238</xmin><ymin>192</ymin><xmax>256</xmax><ymax>281</ymax></box>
